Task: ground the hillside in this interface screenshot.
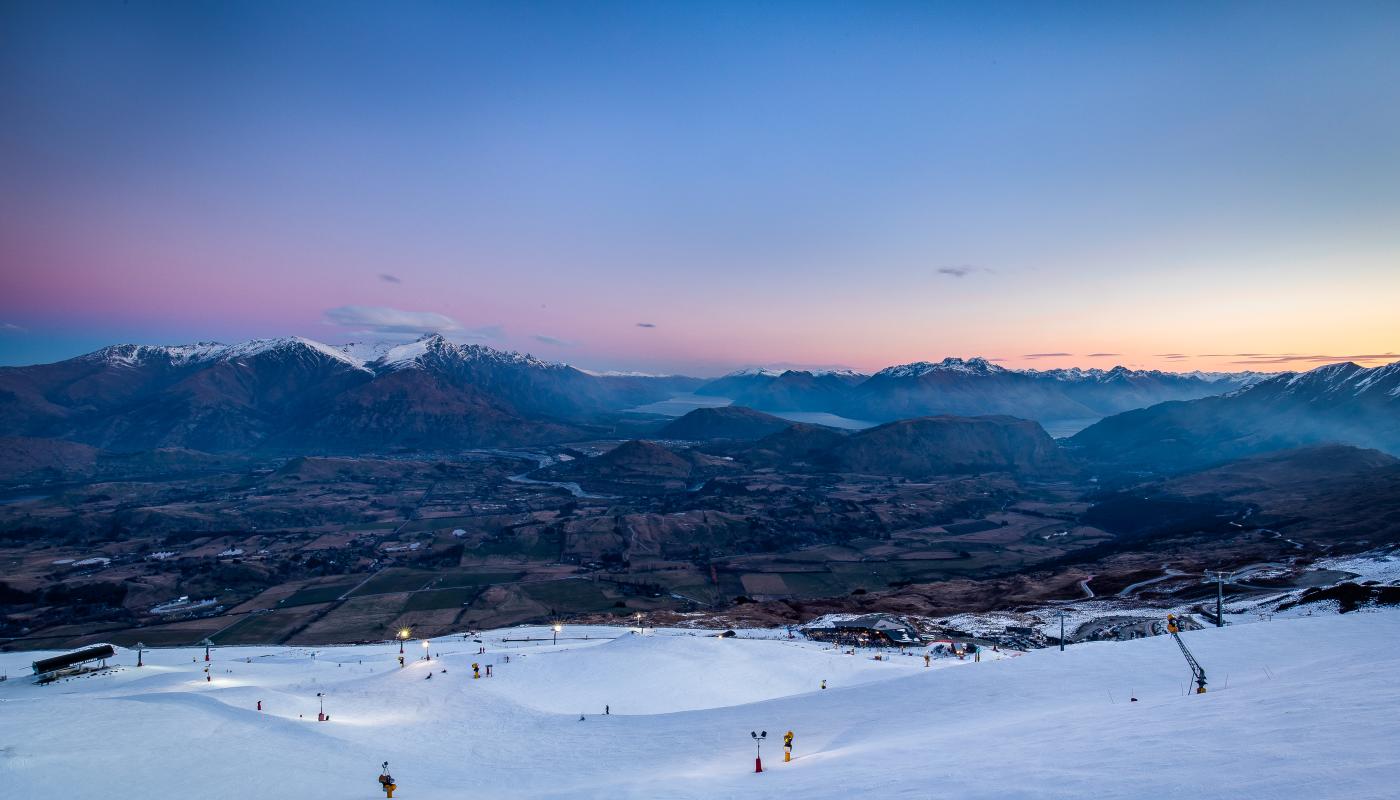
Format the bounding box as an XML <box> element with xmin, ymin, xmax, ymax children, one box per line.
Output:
<box><xmin>4</xmin><ymin>612</ymin><xmax>1399</xmax><ymax>798</ymax></box>
<box><xmin>828</xmin><ymin>415</ymin><xmax>1066</xmax><ymax>477</ymax></box>
<box><xmin>658</xmin><ymin>406</ymin><xmax>794</xmax><ymax>441</ymax></box>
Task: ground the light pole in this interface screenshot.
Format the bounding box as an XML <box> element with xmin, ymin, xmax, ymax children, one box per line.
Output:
<box><xmin>635</xmin><ymin>612</ymin><xmax>643</xmax><ymax>634</ymax></box>
<box><xmin>1053</xmin><ymin>610</ymin><xmax>1069</xmax><ymax>651</ymax></box>
<box><xmin>317</xmin><ymin>691</ymin><xmax>326</xmax><ymax>722</ymax></box>
<box><xmin>750</xmin><ymin>730</ymin><xmax>767</xmax><ymax>773</ymax></box>
<box><xmin>422</xmin><ymin>640</ymin><xmax>431</xmax><ymax>662</ymax></box>
<box><xmin>552</xmin><ymin>622</ymin><xmax>562</xmax><ymax>646</ymax></box>
<box><xmin>1210</xmin><ymin>571</ymin><xmax>1228</xmax><ymax>627</ymax></box>
<box><xmin>136</xmin><ymin>641</ymin><xmax>145</xmax><ymax>668</ymax></box>
<box><xmin>202</xmin><ymin>638</ymin><xmax>212</xmax><ymax>662</ymax></box>
<box><xmin>398</xmin><ymin>628</ymin><xmax>410</xmax><ymax>655</ymax></box>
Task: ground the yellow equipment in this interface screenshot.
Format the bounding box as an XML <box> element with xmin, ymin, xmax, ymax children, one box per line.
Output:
<box><xmin>783</xmin><ymin>730</ymin><xmax>794</xmax><ymax>762</ymax></box>
<box><xmin>1165</xmin><ymin>615</ymin><xmax>1207</xmax><ymax>693</ymax></box>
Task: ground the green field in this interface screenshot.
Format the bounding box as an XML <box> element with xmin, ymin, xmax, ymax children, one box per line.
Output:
<box><xmin>427</xmin><ymin>570</ymin><xmax>523</xmax><ymax>589</ymax></box>
<box><xmin>521</xmin><ymin>580</ymin><xmax>618</xmax><ymax>613</ymax></box>
<box><xmin>349</xmin><ymin>570</ymin><xmax>436</xmax><ymax>596</ymax></box>
<box><xmin>280</xmin><ymin>582</ymin><xmax>361</xmax><ymax>607</ymax></box>
<box><xmin>403</xmin><ymin>586</ymin><xmax>481</xmax><ymax>611</ymax></box>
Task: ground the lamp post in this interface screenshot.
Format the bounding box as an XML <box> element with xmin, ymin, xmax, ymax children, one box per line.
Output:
<box><xmin>317</xmin><ymin>691</ymin><xmax>326</xmax><ymax>722</ymax></box>
<box><xmin>398</xmin><ymin>628</ymin><xmax>410</xmax><ymax>655</ymax></box>
<box><xmin>635</xmin><ymin>612</ymin><xmax>643</xmax><ymax>634</ymax></box>
<box><xmin>750</xmin><ymin>730</ymin><xmax>767</xmax><ymax>773</ymax></box>
<box><xmin>136</xmin><ymin>641</ymin><xmax>145</xmax><ymax>668</ymax></box>
<box><xmin>552</xmin><ymin>622</ymin><xmax>562</xmax><ymax>646</ymax></box>
<box><xmin>422</xmin><ymin>640</ymin><xmax>431</xmax><ymax>662</ymax></box>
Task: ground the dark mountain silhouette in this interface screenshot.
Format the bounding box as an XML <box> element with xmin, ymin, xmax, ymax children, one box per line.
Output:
<box><xmin>658</xmin><ymin>406</ymin><xmax>794</xmax><ymax>441</ymax></box>
<box><xmin>827</xmin><ymin>415</ymin><xmax>1067</xmax><ymax>477</ymax></box>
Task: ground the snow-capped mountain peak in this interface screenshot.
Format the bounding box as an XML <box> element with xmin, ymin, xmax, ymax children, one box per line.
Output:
<box><xmin>874</xmin><ymin>356</ymin><xmax>1005</xmax><ymax>379</ymax></box>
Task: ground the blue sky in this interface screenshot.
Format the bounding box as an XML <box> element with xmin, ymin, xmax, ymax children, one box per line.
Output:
<box><xmin>1</xmin><ymin>1</ymin><xmax>1397</xmax><ymax>373</ymax></box>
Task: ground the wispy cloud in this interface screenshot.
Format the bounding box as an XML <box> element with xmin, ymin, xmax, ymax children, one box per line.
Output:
<box><xmin>1154</xmin><ymin>353</ymin><xmax>1189</xmax><ymax>360</ymax></box>
<box><xmin>532</xmin><ymin>334</ymin><xmax>573</xmax><ymax>347</ymax></box>
<box><xmin>1023</xmin><ymin>352</ymin><xmax>1072</xmax><ymax>359</ymax></box>
<box><xmin>1202</xmin><ymin>352</ymin><xmax>1398</xmax><ymax>366</ymax></box>
<box><xmin>636</xmin><ymin>322</ymin><xmax>657</xmax><ymax>328</ymax></box>
<box><xmin>324</xmin><ymin>305</ymin><xmax>459</xmax><ymax>335</ymax></box>
<box><xmin>936</xmin><ymin>265</ymin><xmax>994</xmax><ymax>279</ymax></box>
<box><xmin>0</xmin><ymin>322</ymin><xmax>23</xmax><ymax>332</ymax></box>
<box><xmin>378</xmin><ymin>273</ymin><xmax>401</xmax><ymax>284</ymax></box>
<box><xmin>1086</xmin><ymin>352</ymin><xmax>1121</xmax><ymax>357</ymax></box>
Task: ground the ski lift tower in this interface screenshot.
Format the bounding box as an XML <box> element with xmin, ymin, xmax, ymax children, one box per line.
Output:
<box><xmin>1208</xmin><ymin>570</ymin><xmax>1229</xmax><ymax>627</ymax></box>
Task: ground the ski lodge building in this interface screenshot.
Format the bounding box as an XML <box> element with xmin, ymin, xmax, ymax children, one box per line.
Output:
<box><xmin>31</xmin><ymin>644</ymin><xmax>116</xmax><ymax>682</ymax></box>
<box><xmin>802</xmin><ymin>614</ymin><xmax>923</xmax><ymax>647</ymax></box>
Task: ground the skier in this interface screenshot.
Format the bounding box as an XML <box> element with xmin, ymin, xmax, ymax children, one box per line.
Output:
<box><xmin>605</xmin><ymin>705</ymin><xmax>610</xmax><ymax>715</ymax></box>
<box><xmin>820</xmin><ymin>679</ymin><xmax>827</xmax><ymax>690</ymax></box>
<box><xmin>783</xmin><ymin>730</ymin><xmax>794</xmax><ymax>762</ymax></box>
<box><xmin>924</xmin><ymin>653</ymin><xmax>931</xmax><ymax>667</ymax></box>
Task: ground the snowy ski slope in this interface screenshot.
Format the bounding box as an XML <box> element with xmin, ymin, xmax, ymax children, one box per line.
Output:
<box><xmin>2</xmin><ymin>611</ymin><xmax>1398</xmax><ymax>799</ymax></box>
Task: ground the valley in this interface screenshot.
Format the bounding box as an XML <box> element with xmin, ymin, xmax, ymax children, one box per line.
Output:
<box><xmin>3</xmin><ymin>341</ymin><xmax>1399</xmax><ymax>654</ymax></box>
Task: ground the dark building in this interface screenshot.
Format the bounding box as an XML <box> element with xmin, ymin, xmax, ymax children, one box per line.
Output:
<box><xmin>32</xmin><ymin>644</ymin><xmax>116</xmax><ymax>681</ymax></box>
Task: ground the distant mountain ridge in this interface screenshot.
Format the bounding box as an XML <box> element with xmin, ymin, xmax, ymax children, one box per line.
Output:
<box><xmin>1070</xmin><ymin>360</ymin><xmax>1400</xmax><ymax>472</ymax></box>
<box><xmin>0</xmin><ymin>336</ymin><xmax>1289</xmax><ymax>456</ymax></box>
<box><xmin>695</xmin><ymin>357</ymin><xmax>1266</xmax><ymax>424</ymax></box>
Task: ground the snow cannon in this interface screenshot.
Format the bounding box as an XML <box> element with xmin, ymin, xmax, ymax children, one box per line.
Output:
<box><xmin>379</xmin><ymin>762</ymin><xmax>396</xmax><ymax>797</ymax></box>
<box><xmin>472</xmin><ymin>662</ymin><xmax>480</xmax><ymax>679</ymax></box>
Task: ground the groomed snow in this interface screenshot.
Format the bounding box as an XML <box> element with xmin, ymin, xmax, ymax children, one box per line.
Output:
<box><xmin>3</xmin><ymin>613</ymin><xmax>1399</xmax><ymax>798</ymax></box>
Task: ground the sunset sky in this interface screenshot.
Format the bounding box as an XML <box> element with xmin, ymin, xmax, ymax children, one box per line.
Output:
<box><xmin>2</xmin><ymin>1</ymin><xmax>1397</xmax><ymax>375</ymax></box>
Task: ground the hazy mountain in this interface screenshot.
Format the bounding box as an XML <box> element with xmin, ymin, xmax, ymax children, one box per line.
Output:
<box><xmin>729</xmin><ymin>413</ymin><xmax>1064</xmax><ymax>477</ymax></box>
<box><xmin>1070</xmin><ymin>361</ymin><xmax>1400</xmax><ymax>473</ymax></box>
<box><xmin>840</xmin><ymin>358</ymin><xmax>1263</xmax><ymax>424</ymax></box>
<box><xmin>657</xmin><ymin>406</ymin><xmax>794</xmax><ymax>441</ymax></box>
<box><xmin>695</xmin><ymin>368</ymin><xmax>867</xmax><ymax>412</ymax></box>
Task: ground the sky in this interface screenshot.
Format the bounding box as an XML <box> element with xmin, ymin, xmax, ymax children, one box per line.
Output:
<box><xmin>1</xmin><ymin>1</ymin><xmax>1398</xmax><ymax>375</ymax></box>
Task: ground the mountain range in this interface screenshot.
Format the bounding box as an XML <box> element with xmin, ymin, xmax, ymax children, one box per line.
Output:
<box><xmin>695</xmin><ymin>357</ymin><xmax>1266</xmax><ymax>424</ymax></box>
<box><xmin>4</xmin><ymin>335</ymin><xmax>1394</xmax><ymax>472</ymax></box>
<box><xmin>0</xmin><ymin>335</ymin><xmax>698</xmax><ymax>453</ymax></box>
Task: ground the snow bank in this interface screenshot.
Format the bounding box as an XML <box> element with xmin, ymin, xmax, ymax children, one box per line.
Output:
<box><xmin>2</xmin><ymin>613</ymin><xmax>1399</xmax><ymax>798</ymax></box>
